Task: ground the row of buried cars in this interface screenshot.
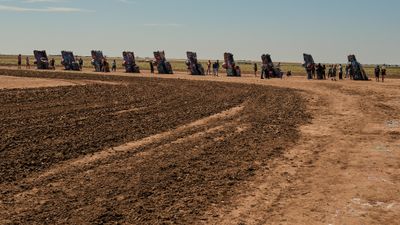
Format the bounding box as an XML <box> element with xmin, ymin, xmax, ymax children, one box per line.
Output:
<box><xmin>33</xmin><ymin>50</ymin><xmax>282</xmax><ymax>77</ymax></box>
<box><xmin>303</xmin><ymin>54</ymin><xmax>369</xmax><ymax>80</ymax></box>
<box><xmin>33</xmin><ymin>50</ymin><xmax>170</xmax><ymax>74</ymax></box>
<box><xmin>32</xmin><ymin>50</ymin><xmax>369</xmax><ymax>80</ymax></box>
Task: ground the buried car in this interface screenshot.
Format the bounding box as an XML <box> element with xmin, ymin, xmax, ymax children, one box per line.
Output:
<box><xmin>33</xmin><ymin>50</ymin><xmax>50</xmax><ymax>70</ymax></box>
<box><xmin>186</xmin><ymin>52</ymin><xmax>205</xmax><ymax>75</ymax></box>
<box><xmin>261</xmin><ymin>54</ymin><xmax>282</xmax><ymax>78</ymax></box>
<box><xmin>223</xmin><ymin>53</ymin><xmax>241</xmax><ymax>77</ymax></box>
<box><xmin>303</xmin><ymin>53</ymin><xmax>316</xmax><ymax>79</ymax></box>
<box><xmin>348</xmin><ymin>55</ymin><xmax>369</xmax><ymax>80</ymax></box>
<box><xmin>153</xmin><ymin>51</ymin><xmax>173</xmax><ymax>74</ymax></box>
<box><xmin>61</xmin><ymin>51</ymin><xmax>80</xmax><ymax>71</ymax></box>
<box><xmin>91</xmin><ymin>50</ymin><xmax>110</xmax><ymax>72</ymax></box>
<box><xmin>122</xmin><ymin>51</ymin><xmax>140</xmax><ymax>73</ymax></box>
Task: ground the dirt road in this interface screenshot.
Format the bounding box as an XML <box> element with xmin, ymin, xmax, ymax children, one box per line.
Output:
<box><xmin>207</xmin><ymin>79</ymin><xmax>400</xmax><ymax>225</ymax></box>
<box><xmin>0</xmin><ymin>67</ymin><xmax>399</xmax><ymax>224</ymax></box>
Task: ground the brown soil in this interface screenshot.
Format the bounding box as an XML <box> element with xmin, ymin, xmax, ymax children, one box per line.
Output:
<box><xmin>1</xmin><ymin>67</ymin><xmax>399</xmax><ymax>225</ymax></box>
<box><xmin>0</xmin><ymin>69</ymin><xmax>309</xmax><ymax>224</ymax></box>
<box><xmin>0</xmin><ymin>75</ymin><xmax>81</xmax><ymax>89</ymax></box>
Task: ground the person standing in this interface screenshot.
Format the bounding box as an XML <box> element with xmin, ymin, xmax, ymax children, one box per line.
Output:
<box><xmin>381</xmin><ymin>65</ymin><xmax>386</xmax><ymax>82</ymax></box>
<box><xmin>213</xmin><ymin>60</ymin><xmax>220</xmax><ymax>76</ymax></box>
<box><xmin>50</xmin><ymin>58</ymin><xmax>55</xmax><ymax>70</ymax></box>
<box><xmin>306</xmin><ymin>65</ymin><xmax>312</xmax><ymax>80</ymax></box>
<box><xmin>150</xmin><ymin>61</ymin><xmax>154</xmax><ymax>74</ymax></box>
<box><xmin>103</xmin><ymin>58</ymin><xmax>110</xmax><ymax>72</ymax></box>
<box><xmin>338</xmin><ymin>64</ymin><xmax>343</xmax><ymax>80</ymax></box>
<box><xmin>311</xmin><ymin>64</ymin><xmax>316</xmax><ymax>79</ymax></box>
<box><xmin>316</xmin><ymin>63</ymin><xmax>322</xmax><ymax>79</ymax></box>
<box><xmin>260</xmin><ymin>65</ymin><xmax>265</xmax><ymax>79</ymax></box>
<box><xmin>374</xmin><ymin>65</ymin><xmax>381</xmax><ymax>82</ymax></box>
<box><xmin>17</xmin><ymin>54</ymin><xmax>22</xmax><ymax>69</ymax></box>
<box><xmin>332</xmin><ymin>65</ymin><xmax>337</xmax><ymax>81</ymax></box>
<box><xmin>216</xmin><ymin>60</ymin><xmax>220</xmax><ymax>76</ymax></box>
<box><xmin>254</xmin><ymin>63</ymin><xmax>258</xmax><ymax>77</ymax></box>
<box><xmin>26</xmin><ymin>56</ymin><xmax>30</xmax><ymax>69</ymax></box>
<box><xmin>236</xmin><ymin>66</ymin><xmax>241</xmax><ymax>77</ymax></box>
<box><xmin>207</xmin><ymin>60</ymin><xmax>211</xmax><ymax>75</ymax></box>
<box><xmin>212</xmin><ymin>62</ymin><xmax>216</xmax><ymax>76</ymax></box>
<box><xmin>112</xmin><ymin>60</ymin><xmax>117</xmax><ymax>72</ymax></box>
<box><xmin>79</xmin><ymin>58</ymin><xmax>83</xmax><ymax>70</ymax></box>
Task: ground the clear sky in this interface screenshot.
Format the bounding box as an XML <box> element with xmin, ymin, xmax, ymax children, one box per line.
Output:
<box><xmin>0</xmin><ymin>0</ymin><xmax>399</xmax><ymax>64</ymax></box>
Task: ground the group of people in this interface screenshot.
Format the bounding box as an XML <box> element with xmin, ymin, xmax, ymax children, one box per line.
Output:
<box><xmin>374</xmin><ymin>65</ymin><xmax>387</xmax><ymax>82</ymax></box>
<box><xmin>206</xmin><ymin>60</ymin><xmax>221</xmax><ymax>76</ymax></box>
<box><xmin>94</xmin><ymin>58</ymin><xmax>111</xmax><ymax>72</ymax></box>
<box><xmin>17</xmin><ymin>54</ymin><xmax>31</xmax><ymax>69</ymax></box>
<box><xmin>308</xmin><ymin>63</ymin><xmax>387</xmax><ymax>82</ymax></box>
<box><xmin>17</xmin><ymin>54</ymin><xmax>84</xmax><ymax>70</ymax></box>
<box><xmin>311</xmin><ymin>64</ymin><xmax>344</xmax><ymax>81</ymax></box>
<box><xmin>306</xmin><ymin>63</ymin><xmax>384</xmax><ymax>81</ymax></box>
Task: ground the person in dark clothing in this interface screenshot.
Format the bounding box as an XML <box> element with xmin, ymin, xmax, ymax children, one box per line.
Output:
<box><xmin>374</xmin><ymin>65</ymin><xmax>380</xmax><ymax>82</ymax></box>
<box><xmin>316</xmin><ymin>63</ymin><xmax>323</xmax><ymax>80</ymax></box>
<box><xmin>17</xmin><ymin>54</ymin><xmax>22</xmax><ymax>69</ymax></box>
<box><xmin>213</xmin><ymin>60</ymin><xmax>220</xmax><ymax>76</ymax></box>
<box><xmin>311</xmin><ymin>65</ymin><xmax>316</xmax><ymax>79</ymax></box>
<box><xmin>322</xmin><ymin>64</ymin><xmax>326</xmax><ymax>79</ymax></box>
<box><xmin>79</xmin><ymin>58</ymin><xmax>83</xmax><ymax>70</ymax></box>
<box><xmin>339</xmin><ymin>64</ymin><xmax>343</xmax><ymax>80</ymax></box>
<box><xmin>306</xmin><ymin>65</ymin><xmax>313</xmax><ymax>80</ymax></box>
<box><xmin>212</xmin><ymin>62</ymin><xmax>217</xmax><ymax>76</ymax></box>
<box><xmin>254</xmin><ymin>63</ymin><xmax>258</xmax><ymax>77</ymax></box>
<box><xmin>262</xmin><ymin>66</ymin><xmax>269</xmax><ymax>79</ymax></box>
<box><xmin>260</xmin><ymin>65</ymin><xmax>266</xmax><ymax>80</ymax></box>
<box><xmin>112</xmin><ymin>60</ymin><xmax>117</xmax><ymax>72</ymax></box>
<box><xmin>150</xmin><ymin>61</ymin><xmax>154</xmax><ymax>74</ymax></box>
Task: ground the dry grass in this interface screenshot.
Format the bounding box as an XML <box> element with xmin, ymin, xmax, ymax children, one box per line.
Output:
<box><xmin>1</xmin><ymin>54</ymin><xmax>399</xmax><ymax>77</ymax></box>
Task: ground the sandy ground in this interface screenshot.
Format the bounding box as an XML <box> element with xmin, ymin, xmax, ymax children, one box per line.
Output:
<box><xmin>0</xmin><ymin>67</ymin><xmax>399</xmax><ymax>224</ymax></box>
<box><xmin>0</xmin><ymin>75</ymin><xmax>82</xmax><ymax>89</ymax></box>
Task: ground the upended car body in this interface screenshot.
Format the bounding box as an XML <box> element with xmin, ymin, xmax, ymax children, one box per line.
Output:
<box><xmin>33</xmin><ymin>50</ymin><xmax>50</xmax><ymax>70</ymax></box>
<box><xmin>261</xmin><ymin>54</ymin><xmax>282</xmax><ymax>78</ymax></box>
<box><xmin>348</xmin><ymin>55</ymin><xmax>369</xmax><ymax>80</ymax></box>
<box><xmin>123</xmin><ymin>51</ymin><xmax>140</xmax><ymax>73</ymax></box>
<box><xmin>153</xmin><ymin>51</ymin><xmax>173</xmax><ymax>74</ymax></box>
<box><xmin>91</xmin><ymin>50</ymin><xmax>105</xmax><ymax>72</ymax></box>
<box><xmin>223</xmin><ymin>53</ymin><xmax>241</xmax><ymax>77</ymax></box>
<box><xmin>61</xmin><ymin>51</ymin><xmax>80</xmax><ymax>71</ymax></box>
<box><xmin>186</xmin><ymin>52</ymin><xmax>205</xmax><ymax>75</ymax></box>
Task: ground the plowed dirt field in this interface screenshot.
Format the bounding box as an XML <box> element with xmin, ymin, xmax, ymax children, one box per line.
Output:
<box><xmin>0</xmin><ymin>68</ymin><xmax>399</xmax><ymax>225</ymax></box>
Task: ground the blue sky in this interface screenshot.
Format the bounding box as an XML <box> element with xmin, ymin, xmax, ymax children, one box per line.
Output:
<box><xmin>0</xmin><ymin>0</ymin><xmax>399</xmax><ymax>64</ymax></box>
